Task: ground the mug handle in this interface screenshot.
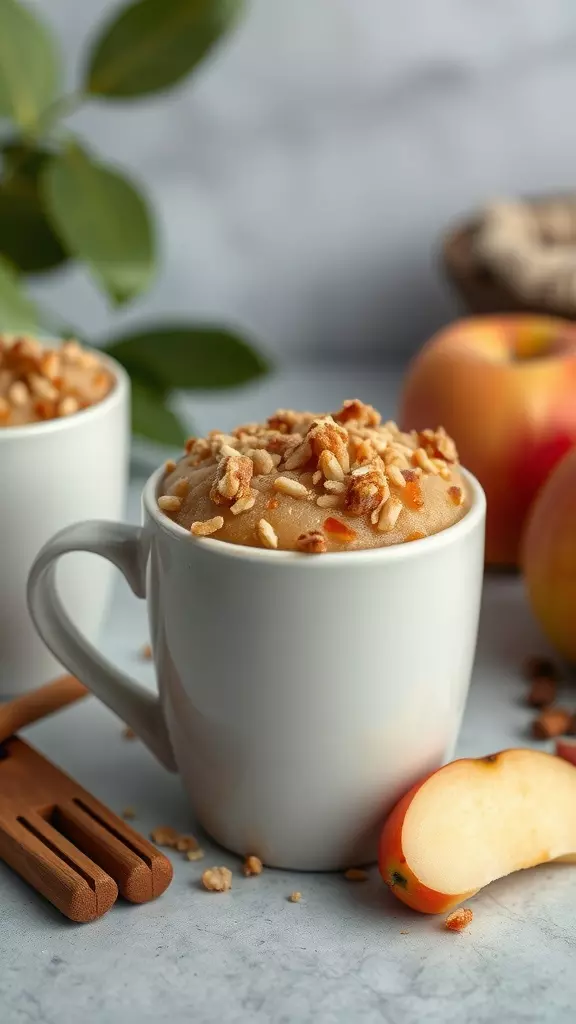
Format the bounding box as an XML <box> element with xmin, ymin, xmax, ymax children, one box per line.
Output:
<box><xmin>27</xmin><ymin>521</ymin><xmax>177</xmax><ymax>772</ymax></box>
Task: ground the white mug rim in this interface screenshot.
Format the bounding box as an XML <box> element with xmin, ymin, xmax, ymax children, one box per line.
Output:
<box><xmin>0</xmin><ymin>345</ymin><xmax>129</xmax><ymax>442</ymax></box>
<box><xmin>143</xmin><ymin>463</ymin><xmax>486</xmax><ymax>567</ymax></box>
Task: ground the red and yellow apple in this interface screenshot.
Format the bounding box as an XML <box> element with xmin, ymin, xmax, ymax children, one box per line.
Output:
<box><xmin>400</xmin><ymin>315</ymin><xmax>576</xmax><ymax>566</ymax></box>
<box><xmin>522</xmin><ymin>447</ymin><xmax>576</xmax><ymax>661</ymax></box>
<box><xmin>379</xmin><ymin>749</ymin><xmax>576</xmax><ymax>914</ymax></box>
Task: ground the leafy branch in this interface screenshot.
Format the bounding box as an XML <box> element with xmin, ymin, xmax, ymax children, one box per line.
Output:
<box><xmin>0</xmin><ymin>0</ymin><xmax>267</xmax><ymax>445</ymax></box>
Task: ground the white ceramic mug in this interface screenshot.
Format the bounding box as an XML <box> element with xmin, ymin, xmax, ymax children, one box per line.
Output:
<box><xmin>28</xmin><ymin>466</ymin><xmax>485</xmax><ymax>870</ymax></box>
<box><xmin>0</xmin><ymin>350</ymin><xmax>129</xmax><ymax>698</ymax></box>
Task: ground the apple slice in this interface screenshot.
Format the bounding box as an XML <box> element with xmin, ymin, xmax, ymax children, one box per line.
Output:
<box><xmin>379</xmin><ymin>749</ymin><xmax>576</xmax><ymax>914</ymax></box>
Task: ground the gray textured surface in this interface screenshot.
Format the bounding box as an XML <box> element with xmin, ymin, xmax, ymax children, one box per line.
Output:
<box><xmin>2</xmin><ymin>367</ymin><xmax>576</xmax><ymax>1023</ymax></box>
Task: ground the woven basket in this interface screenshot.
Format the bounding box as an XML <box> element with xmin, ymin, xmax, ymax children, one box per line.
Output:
<box><xmin>442</xmin><ymin>203</ymin><xmax>576</xmax><ymax>322</ymax></box>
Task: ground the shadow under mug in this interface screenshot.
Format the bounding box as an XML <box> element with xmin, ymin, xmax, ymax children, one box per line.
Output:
<box><xmin>27</xmin><ymin>466</ymin><xmax>486</xmax><ymax>871</ymax></box>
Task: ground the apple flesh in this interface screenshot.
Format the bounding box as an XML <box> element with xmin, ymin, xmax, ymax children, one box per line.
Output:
<box><xmin>400</xmin><ymin>315</ymin><xmax>576</xmax><ymax>566</ymax></box>
<box><xmin>379</xmin><ymin>749</ymin><xmax>576</xmax><ymax>914</ymax></box>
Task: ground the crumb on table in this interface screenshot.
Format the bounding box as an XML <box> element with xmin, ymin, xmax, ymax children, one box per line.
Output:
<box><xmin>202</xmin><ymin>867</ymin><xmax>233</xmax><ymax>892</ymax></box>
<box><xmin>445</xmin><ymin>907</ymin><xmax>473</xmax><ymax>932</ymax></box>
<box><xmin>289</xmin><ymin>891</ymin><xmax>302</xmax><ymax>903</ymax></box>
<box><xmin>150</xmin><ymin>826</ymin><xmax>180</xmax><ymax>848</ymax></box>
<box><xmin>242</xmin><ymin>855</ymin><xmax>263</xmax><ymax>876</ymax></box>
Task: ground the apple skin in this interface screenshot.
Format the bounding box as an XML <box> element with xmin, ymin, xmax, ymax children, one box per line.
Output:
<box><xmin>522</xmin><ymin>447</ymin><xmax>576</xmax><ymax>662</ymax></box>
<box><xmin>556</xmin><ymin>739</ymin><xmax>576</xmax><ymax>767</ymax></box>
<box><xmin>400</xmin><ymin>315</ymin><xmax>576</xmax><ymax>567</ymax></box>
<box><xmin>379</xmin><ymin>748</ymin><xmax>576</xmax><ymax>914</ymax></box>
<box><xmin>378</xmin><ymin>770</ymin><xmax>477</xmax><ymax>915</ymax></box>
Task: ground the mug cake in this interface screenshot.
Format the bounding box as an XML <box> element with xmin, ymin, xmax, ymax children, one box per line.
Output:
<box><xmin>157</xmin><ymin>399</ymin><xmax>469</xmax><ymax>553</ymax></box>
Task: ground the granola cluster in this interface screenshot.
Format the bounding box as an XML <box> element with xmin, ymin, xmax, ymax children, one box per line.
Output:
<box><xmin>158</xmin><ymin>400</ymin><xmax>470</xmax><ymax>553</ymax></box>
<box><xmin>0</xmin><ymin>334</ymin><xmax>113</xmax><ymax>427</ymax></box>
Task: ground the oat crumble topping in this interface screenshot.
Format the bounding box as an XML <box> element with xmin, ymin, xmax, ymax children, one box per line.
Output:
<box><xmin>0</xmin><ymin>334</ymin><xmax>113</xmax><ymax>426</ymax></box>
<box><xmin>157</xmin><ymin>399</ymin><xmax>470</xmax><ymax>553</ymax></box>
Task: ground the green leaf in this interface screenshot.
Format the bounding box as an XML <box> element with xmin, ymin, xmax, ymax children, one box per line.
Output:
<box><xmin>131</xmin><ymin>378</ymin><xmax>187</xmax><ymax>446</ymax></box>
<box><xmin>103</xmin><ymin>325</ymin><xmax>268</xmax><ymax>390</ymax></box>
<box><xmin>0</xmin><ymin>0</ymin><xmax>59</xmax><ymax>132</ymax></box>
<box><xmin>0</xmin><ymin>143</ymin><xmax>68</xmax><ymax>272</ymax></box>
<box><xmin>41</xmin><ymin>142</ymin><xmax>155</xmax><ymax>305</ymax></box>
<box><xmin>85</xmin><ymin>0</ymin><xmax>245</xmax><ymax>99</ymax></box>
<box><xmin>0</xmin><ymin>255</ymin><xmax>38</xmax><ymax>330</ymax></box>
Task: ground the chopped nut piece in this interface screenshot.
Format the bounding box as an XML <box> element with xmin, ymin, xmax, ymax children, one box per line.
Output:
<box><xmin>387</xmin><ymin>464</ymin><xmax>407</xmax><ymax>488</ymax></box>
<box><xmin>186</xmin><ymin>848</ymin><xmax>205</xmax><ymax>861</ymax></box>
<box><xmin>445</xmin><ymin>907</ymin><xmax>473</xmax><ymax>932</ymax></box>
<box><xmin>273</xmin><ymin>476</ymin><xmax>309</xmax><ymax>498</ymax></box>
<box><xmin>220</xmin><ymin>443</ymin><xmax>240</xmax><ymax>457</ymax></box>
<box><xmin>527</xmin><ymin>678</ymin><xmax>557</xmax><ymax>708</ymax></box>
<box><xmin>345</xmin><ymin>460</ymin><xmax>388</xmax><ymax>516</ymax></box>
<box><xmin>175</xmin><ymin>835</ymin><xmax>199</xmax><ymax>852</ymax></box>
<box><xmin>377</xmin><ymin>495</ymin><xmax>403</xmax><ymax>532</ymax></box>
<box><xmin>412</xmin><ymin>447</ymin><xmax>438</xmax><ymax>474</ymax></box>
<box><xmin>289</xmin><ymin>891</ymin><xmax>302</xmax><ymax>903</ymax></box>
<box><xmin>283</xmin><ymin>440</ymin><xmax>313</xmax><ymax>470</ymax></box>
<box><xmin>257</xmin><ymin>518</ymin><xmax>278</xmax><ymax>549</ymax></box>
<box><xmin>312</xmin><ymin>469</ymin><xmax>323</xmax><ymax>485</ymax></box>
<box><xmin>202</xmin><ymin>866</ymin><xmax>233</xmax><ymax>892</ymax></box>
<box><xmin>266</xmin><ymin>496</ymin><xmax>280</xmax><ymax>510</ymax></box>
<box><xmin>231</xmin><ymin>491</ymin><xmax>257</xmax><ymax>514</ymax></box>
<box><xmin>251</xmin><ymin>448</ymin><xmax>275</xmax><ymax>475</ymax></box>
<box><xmin>158</xmin><ymin>494</ymin><xmax>182</xmax><ymax>512</ymax></box>
<box><xmin>210</xmin><ymin>453</ymin><xmax>253</xmax><ymax>505</ymax></box>
<box><xmin>318</xmin><ymin>449</ymin><xmax>345</xmax><ymax>482</ymax></box>
<box><xmin>308</xmin><ymin>417</ymin><xmax>350</xmax><ymax>473</ymax></box>
<box><xmin>28</xmin><ymin>373</ymin><xmax>58</xmax><ymax>402</ymax></box>
<box><xmin>532</xmin><ymin>707</ymin><xmax>572</xmax><ymax>739</ymax></box>
<box><xmin>57</xmin><ymin>396</ymin><xmax>79</xmax><ymax>417</ymax></box>
<box><xmin>165</xmin><ymin>459</ymin><xmax>177</xmax><ymax>473</ymax></box>
<box><xmin>8</xmin><ymin>381</ymin><xmax>28</xmax><ymax>406</ymax></box>
<box><xmin>296</xmin><ymin>530</ymin><xmax>328</xmax><ymax>554</ymax></box>
<box><xmin>242</xmin><ymin>855</ymin><xmax>263</xmax><ymax>876</ymax></box>
<box><xmin>191</xmin><ymin>516</ymin><xmax>224</xmax><ymax>536</ymax></box>
<box><xmin>405</xmin><ymin>530</ymin><xmax>427</xmax><ymax>542</ymax></box>
<box><xmin>344</xmin><ymin>868</ymin><xmax>368</xmax><ymax>881</ymax></box>
<box><xmin>39</xmin><ymin>351</ymin><xmax>60</xmax><ymax>381</ymax></box>
<box><xmin>333</xmin><ymin>399</ymin><xmax>381</xmax><ymax>428</ymax></box>
<box><xmin>324</xmin><ymin>480</ymin><xmax>346</xmax><ymax>493</ymax></box>
<box><xmin>419</xmin><ymin>427</ymin><xmax>458</xmax><ymax>464</ymax></box>
<box><xmin>122</xmin><ymin>807</ymin><xmax>136</xmax><ymax>820</ymax></box>
<box><xmin>317</xmin><ymin>494</ymin><xmax>343</xmax><ymax>508</ymax></box>
<box><xmin>150</xmin><ymin>826</ymin><xmax>180</xmax><ymax>848</ymax></box>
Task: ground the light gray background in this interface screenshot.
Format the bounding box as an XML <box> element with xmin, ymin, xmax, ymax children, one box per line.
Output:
<box><xmin>30</xmin><ymin>0</ymin><xmax>576</xmax><ymax>363</ymax></box>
